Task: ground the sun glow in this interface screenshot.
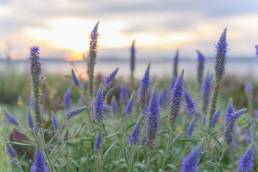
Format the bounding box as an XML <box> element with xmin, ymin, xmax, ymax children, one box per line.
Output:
<box><xmin>25</xmin><ymin>18</ymin><xmax>130</xmax><ymax>52</ymax></box>
<box><xmin>22</xmin><ymin>17</ymin><xmax>213</xmax><ymax>60</ymax></box>
<box><xmin>64</xmin><ymin>52</ymin><xmax>84</xmax><ymax>61</ymax></box>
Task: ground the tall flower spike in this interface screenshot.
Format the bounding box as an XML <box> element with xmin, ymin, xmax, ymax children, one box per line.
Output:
<box><xmin>170</xmin><ymin>70</ymin><xmax>184</xmax><ymax>124</ymax></box>
<box><xmin>144</xmin><ymin>89</ymin><xmax>160</xmax><ymax>147</ymax></box>
<box><xmin>196</xmin><ymin>50</ymin><xmax>205</xmax><ymax>88</ymax></box>
<box><xmin>180</xmin><ymin>145</ymin><xmax>201</xmax><ymax>172</ymax></box>
<box><xmin>225</xmin><ymin>99</ymin><xmax>234</xmax><ymax>125</ymax></box>
<box><xmin>27</xmin><ymin>112</ymin><xmax>34</xmax><ymax>129</ymax></box>
<box><xmin>63</xmin><ymin>88</ymin><xmax>72</xmax><ymax>110</ymax></box>
<box><xmin>159</xmin><ymin>89</ymin><xmax>167</xmax><ymax>106</ymax></box>
<box><xmin>128</xmin><ymin>121</ymin><xmax>141</xmax><ymax>145</ymax></box>
<box><xmin>31</xmin><ymin>149</ymin><xmax>49</xmax><ymax>172</ymax></box>
<box><xmin>209</xmin><ymin>109</ymin><xmax>221</xmax><ymax>129</ymax></box>
<box><xmin>184</xmin><ymin>90</ymin><xmax>197</xmax><ymax>118</ymax></box>
<box><xmin>209</xmin><ymin>29</ymin><xmax>228</xmax><ymax>121</ymax></box>
<box><xmin>87</xmin><ymin>22</ymin><xmax>99</xmax><ymax>97</ymax></box>
<box><xmin>71</xmin><ymin>69</ymin><xmax>80</xmax><ymax>87</ymax></box>
<box><xmin>186</xmin><ymin>120</ymin><xmax>195</xmax><ymax>138</ymax></box>
<box><xmin>66</xmin><ymin>106</ymin><xmax>87</xmax><ymax>120</ymax></box>
<box><xmin>103</xmin><ymin>67</ymin><xmax>119</xmax><ymax>87</ymax></box>
<box><xmin>111</xmin><ymin>96</ymin><xmax>118</xmax><ymax>113</ymax></box>
<box><xmin>255</xmin><ymin>45</ymin><xmax>258</xmax><ymax>57</ymax></box>
<box><xmin>224</xmin><ymin>108</ymin><xmax>247</xmax><ymax>145</ymax></box>
<box><xmin>120</xmin><ymin>85</ymin><xmax>129</xmax><ymax>105</ymax></box>
<box><xmin>6</xmin><ymin>144</ymin><xmax>16</xmax><ymax>159</ymax></box>
<box><xmin>51</xmin><ymin>113</ymin><xmax>58</xmax><ymax>129</ymax></box>
<box><xmin>215</xmin><ymin>28</ymin><xmax>228</xmax><ymax>81</ymax></box>
<box><xmin>5</xmin><ymin>111</ymin><xmax>19</xmax><ymax>126</ymax></box>
<box><xmin>30</xmin><ymin>46</ymin><xmax>42</xmax><ymax>127</ymax></box>
<box><xmin>173</xmin><ymin>49</ymin><xmax>179</xmax><ymax>78</ymax></box>
<box><xmin>201</xmin><ymin>73</ymin><xmax>213</xmax><ymax>114</ymax></box>
<box><xmin>92</xmin><ymin>88</ymin><xmax>104</xmax><ymax>121</ymax></box>
<box><xmin>95</xmin><ymin>131</ymin><xmax>103</xmax><ymax>150</ymax></box>
<box><xmin>170</xmin><ymin>78</ymin><xmax>176</xmax><ymax>90</ymax></box>
<box><xmin>237</xmin><ymin>147</ymin><xmax>254</xmax><ymax>172</ymax></box>
<box><xmin>245</xmin><ymin>81</ymin><xmax>253</xmax><ymax>99</ymax></box>
<box><xmin>130</xmin><ymin>40</ymin><xmax>136</xmax><ymax>86</ymax></box>
<box><xmin>124</xmin><ymin>94</ymin><xmax>134</xmax><ymax>117</ymax></box>
<box><xmin>138</xmin><ymin>64</ymin><xmax>151</xmax><ymax>110</ymax></box>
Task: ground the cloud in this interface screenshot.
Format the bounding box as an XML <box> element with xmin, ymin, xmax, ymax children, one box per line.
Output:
<box><xmin>0</xmin><ymin>0</ymin><xmax>258</xmax><ymax>58</ymax></box>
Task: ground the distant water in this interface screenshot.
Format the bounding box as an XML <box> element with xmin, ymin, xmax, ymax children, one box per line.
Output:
<box><xmin>0</xmin><ymin>58</ymin><xmax>257</xmax><ymax>79</ymax></box>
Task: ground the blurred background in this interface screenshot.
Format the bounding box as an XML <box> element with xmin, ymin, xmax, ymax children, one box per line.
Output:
<box><xmin>1</xmin><ymin>0</ymin><xmax>258</xmax><ymax>106</ymax></box>
<box><xmin>1</xmin><ymin>0</ymin><xmax>258</xmax><ymax>78</ymax></box>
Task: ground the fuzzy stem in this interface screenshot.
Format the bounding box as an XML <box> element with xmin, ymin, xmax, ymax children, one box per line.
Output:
<box><xmin>209</xmin><ymin>79</ymin><xmax>221</xmax><ymax>129</ymax></box>
<box><xmin>130</xmin><ymin>72</ymin><xmax>134</xmax><ymax>89</ymax></box>
<box><xmin>87</xmin><ymin>62</ymin><xmax>94</xmax><ymax>98</ymax></box>
<box><xmin>33</xmin><ymin>82</ymin><xmax>41</xmax><ymax>127</ymax></box>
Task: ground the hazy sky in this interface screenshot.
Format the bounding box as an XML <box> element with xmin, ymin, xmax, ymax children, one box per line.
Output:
<box><xmin>1</xmin><ymin>0</ymin><xmax>258</xmax><ymax>60</ymax></box>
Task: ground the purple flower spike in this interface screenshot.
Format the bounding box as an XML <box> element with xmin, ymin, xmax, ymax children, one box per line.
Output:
<box><xmin>201</xmin><ymin>73</ymin><xmax>213</xmax><ymax>114</ymax></box>
<box><xmin>245</xmin><ymin>81</ymin><xmax>253</xmax><ymax>98</ymax></box>
<box><xmin>184</xmin><ymin>91</ymin><xmax>197</xmax><ymax>118</ymax></box>
<box><xmin>170</xmin><ymin>79</ymin><xmax>176</xmax><ymax>90</ymax></box>
<box><xmin>51</xmin><ymin>113</ymin><xmax>58</xmax><ymax>129</ymax></box>
<box><xmin>180</xmin><ymin>145</ymin><xmax>201</xmax><ymax>172</ymax></box>
<box><xmin>87</xmin><ymin>22</ymin><xmax>100</xmax><ymax>97</ymax></box>
<box><xmin>237</xmin><ymin>147</ymin><xmax>254</xmax><ymax>172</ymax></box>
<box><xmin>104</xmin><ymin>68</ymin><xmax>119</xmax><ymax>87</ymax></box>
<box><xmin>173</xmin><ymin>49</ymin><xmax>179</xmax><ymax>78</ymax></box>
<box><xmin>63</xmin><ymin>88</ymin><xmax>72</xmax><ymax>110</ymax></box>
<box><xmin>128</xmin><ymin>121</ymin><xmax>140</xmax><ymax>145</ymax></box>
<box><xmin>6</xmin><ymin>144</ymin><xmax>16</xmax><ymax>159</ymax></box>
<box><xmin>224</xmin><ymin>108</ymin><xmax>247</xmax><ymax>145</ymax></box>
<box><xmin>159</xmin><ymin>89</ymin><xmax>167</xmax><ymax>106</ymax></box>
<box><xmin>111</xmin><ymin>97</ymin><xmax>118</xmax><ymax>113</ymax></box>
<box><xmin>209</xmin><ymin>109</ymin><xmax>221</xmax><ymax>129</ymax></box>
<box><xmin>30</xmin><ymin>46</ymin><xmax>41</xmax><ymax>86</ymax></box>
<box><xmin>130</xmin><ymin>40</ymin><xmax>136</xmax><ymax>83</ymax></box>
<box><xmin>231</xmin><ymin>108</ymin><xmax>247</xmax><ymax>120</ymax></box>
<box><xmin>31</xmin><ymin>149</ymin><xmax>49</xmax><ymax>172</ymax></box>
<box><xmin>66</xmin><ymin>106</ymin><xmax>87</xmax><ymax>120</ymax></box>
<box><xmin>225</xmin><ymin>99</ymin><xmax>234</xmax><ymax>125</ymax></box>
<box><xmin>120</xmin><ymin>85</ymin><xmax>129</xmax><ymax>105</ymax></box>
<box><xmin>170</xmin><ymin>71</ymin><xmax>184</xmax><ymax>124</ymax></box>
<box><xmin>95</xmin><ymin>131</ymin><xmax>103</xmax><ymax>150</ymax></box>
<box><xmin>124</xmin><ymin>95</ymin><xmax>134</xmax><ymax>117</ymax></box>
<box><xmin>71</xmin><ymin>69</ymin><xmax>80</xmax><ymax>87</ymax></box>
<box><xmin>196</xmin><ymin>50</ymin><xmax>205</xmax><ymax>87</ymax></box>
<box><xmin>145</xmin><ymin>89</ymin><xmax>160</xmax><ymax>147</ymax></box>
<box><xmin>186</xmin><ymin>121</ymin><xmax>195</xmax><ymax>138</ymax></box>
<box><xmin>215</xmin><ymin>28</ymin><xmax>228</xmax><ymax>81</ymax></box>
<box><xmin>255</xmin><ymin>45</ymin><xmax>258</xmax><ymax>57</ymax></box>
<box><xmin>27</xmin><ymin>112</ymin><xmax>34</xmax><ymax>129</ymax></box>
<box><xmin>138</xmin><ymin>64</ymin><xmax>151</xmax><ymax>110</ymax></box>
<box><xmin>5</xmin><ymin>111</ymin><xmax>19</xmax><ymax>126</ymax></box>
<box><xmin>92</xmin><ymin>88</ymin><xmax>104</xmax><ymax>121</ymax></box>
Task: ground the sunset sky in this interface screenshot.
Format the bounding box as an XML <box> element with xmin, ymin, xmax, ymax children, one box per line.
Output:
<box><xmin>1</xmin><ymin>0</ymin><xmax>258</xmax><ymax>60</ymax></box>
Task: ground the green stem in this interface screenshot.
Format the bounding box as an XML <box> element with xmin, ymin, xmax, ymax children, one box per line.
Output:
<box><xmin>95</xmin><ymin>150</ymin><xmax>103</xmax><ymax>172</ymax></box>
<box><xmin>38</xmin><ymin>129</ymin><xmax>55</xmax><ymax>172</ymax></box>
<box><xmin>161</xmin><ymin>126</ymin><xmax>173</xmax><ymax>169</ymax></box>
<box><xmin>128</xmin><ymin>146</ymin><xmax>135</xmax><ymax>172</ymax></box>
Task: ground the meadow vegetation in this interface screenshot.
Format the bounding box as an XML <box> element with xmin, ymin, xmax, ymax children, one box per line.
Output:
<box><xmin>1</xmin><ymin>23</ymin><xmax>258</xmax><ymax>172</ymax></box>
